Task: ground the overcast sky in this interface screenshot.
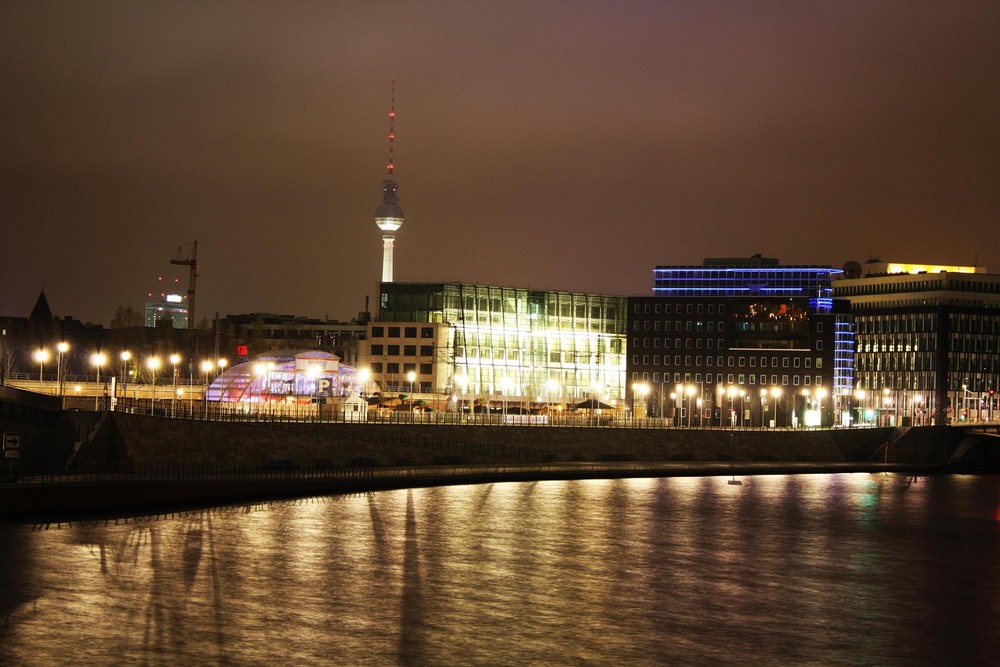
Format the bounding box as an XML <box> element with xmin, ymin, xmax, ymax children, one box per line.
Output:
<box><xmin>2</xmin><ymin>0</ymin><xmax>997</xmax><ymax>326</ymax></box>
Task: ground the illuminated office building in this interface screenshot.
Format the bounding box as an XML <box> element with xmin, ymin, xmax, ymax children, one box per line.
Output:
<box><xmin>367</xmin><ymin>282</ymin><xmax>628</xmax><ymax>407</ymax></box>
<box><xmin>629</xmin><ymin>256</ymin><xmax>852</xmax><ymax>426</ymax></box>
<box><xmin>144</xmin><ymin>294</ymin><xmax>188</xmax><ymax>329</ymax></box>
<box><xmin>834</xmin><ymin>260</ymin><xmax>1000</xmax><ymax>425</ymax></box>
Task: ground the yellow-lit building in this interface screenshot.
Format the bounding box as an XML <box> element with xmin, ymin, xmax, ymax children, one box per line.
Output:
<box><xmin>364</xmin><ymin>282</ymin><xmax>628</xmax><ymax>409</ymax></box>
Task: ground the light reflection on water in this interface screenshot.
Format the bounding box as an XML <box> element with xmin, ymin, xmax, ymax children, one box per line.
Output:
<box><xmin>1</xmin><ymin>474</ymin><xmax>999</xmax><ymax>665</ymax></box>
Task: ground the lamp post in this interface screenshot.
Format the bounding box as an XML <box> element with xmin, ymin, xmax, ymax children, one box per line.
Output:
<box><xmin>501</xmin><ymin>376</ymin><xmax>511</xmax><ymax>418</ymax></box>
<box><xmin>169</xmin><ymin>353</ymin><xmax>181</xmax><ymax>417</ymax></box>
<box><xmin>120</xmin><ymin>351</ymin><xmax>131</xmax><ymax>403</ymax></box>
<box><xmin>200</xmin><ymin>360</ymin><xmax>213</xmax><ymax>417</ymax></box>
<box><xmin>357</xmin><ymin>367</ymin><xmax>371</xmax><ymax>401</ymax></box>
<box><xmin>771</xmin><ymin>387</ymin><xmax>783</xmax><ymax>427</ymax></box>
<box><xmin>638</xmin><ymin>383</ymin><xmax>650</xmax><ymax>422</ymax></box>
<box><xmin>760</xmin><ymin>388</ymin><xmax>768</xmax><ymax>429</ymax></box>
<box><xmin>56</xmin><ymin>342</ymin><xmax>69</xmax><ymax>397</ymax></box>
<box><xmin>799</xmin><ymin>388</ymin><xmax>811</xmax><ymax>428</ymax></box>
<box><xmin>90</xmin><ymin>352</ymin><xmax>107</xmax><ymax>411</ymax></box>
<box><xmin>726</xmin><ymin>385</ymin><xmax>739</xmax><ymax>427</ymax></box>
<box><xmin>407</xmin><ymin>370</ymin><xmax>416</xmax><ymax>420</ymax></box>
<box><xmin>696</xmin><ymin>397</ymin><xmax>703</xmax><ymax>428</ymax></box>
<box><xmin>33</xmin><ymin>348</ymin><xmax>50</xmax><ymax>386</ymax></box>
<box><xmin>816</xmin><ymin>387</ymin><xmax>827</xmax><ymax>427</ymax></box>
<box><xmin>854</xmin><ymin>388</ymin><xmax>866</xmax><ymax>426</ymax></box>
<box><xmin>686</xmin><ymin>384</ymin><xmax>696</xmax><ymax>428</ymax></box>
<box><xmin>459</xmin><ymin>375</ymin><xmax>470</xmax><ymax>419</ymax></box>
<box><xmin>146</xmin><ymin>356</ymin><xmax>161</xmax><ymax>412</ymax></box>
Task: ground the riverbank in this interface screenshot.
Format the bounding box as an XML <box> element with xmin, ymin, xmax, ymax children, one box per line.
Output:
<box><xmin>0</xmin><ymin>460</ymin><xmax>943</xmax><ymax>521</ymax></box>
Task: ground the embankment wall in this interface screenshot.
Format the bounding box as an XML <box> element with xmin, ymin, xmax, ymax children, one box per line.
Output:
<box><xmin>65</xmin><ymin>413</ymin><xmax>952</xmax><ymax>472</ymax></box>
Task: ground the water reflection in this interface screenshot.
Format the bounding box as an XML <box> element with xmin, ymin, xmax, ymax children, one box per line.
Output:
<box><xmin>2</xmin><ymin>475</ymin><xmax>999</xmax><ymax>665</ymax></box>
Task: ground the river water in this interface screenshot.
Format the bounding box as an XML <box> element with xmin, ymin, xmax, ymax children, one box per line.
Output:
<box><xmin>1</xmin><ymin>473</ymin><xmax>999</xmax><ymax>665</ymax></box>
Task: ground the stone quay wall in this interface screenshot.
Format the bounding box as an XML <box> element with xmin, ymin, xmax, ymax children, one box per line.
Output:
<box><xmin>65</xmin><ymin>413</ymin><xmax>941</xmax><ymax>473</ymax></box>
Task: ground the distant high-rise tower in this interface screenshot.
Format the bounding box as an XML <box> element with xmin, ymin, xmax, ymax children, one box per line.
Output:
<box><xmin>374</xmin><ymin>79</ymin><xmax>404</xmax><ymax>283</ymax></box>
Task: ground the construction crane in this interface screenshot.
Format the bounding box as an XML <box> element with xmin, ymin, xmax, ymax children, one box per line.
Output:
<box><xmin>169</xmin><ymin>241</ymin><xmax>198</xmax><ymax>329</ymax></box>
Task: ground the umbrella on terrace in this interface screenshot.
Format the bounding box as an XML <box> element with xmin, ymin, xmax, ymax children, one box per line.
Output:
<box><xmin>575</xmin><ymin>398</ymin><xmax>615</xmax><ymax>410</ymax></box>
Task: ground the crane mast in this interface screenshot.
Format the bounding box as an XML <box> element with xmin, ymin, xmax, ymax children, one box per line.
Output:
<box><xmin>169</xmin><ymin>241</ymin><xmax>198</xmax><ymax>329</ymax></box>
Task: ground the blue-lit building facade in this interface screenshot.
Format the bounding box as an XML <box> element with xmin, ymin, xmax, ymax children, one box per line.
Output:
<box><xmin>627</xmin><ymin>257</ymin><xmax>854</xmax><ymax>427</ymax></box>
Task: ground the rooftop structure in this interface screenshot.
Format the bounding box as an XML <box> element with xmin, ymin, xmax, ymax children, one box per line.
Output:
<box><xmin>653</xmin><ymin>255</ymin><xmax>842</xmax><ymax>300</ymax></box>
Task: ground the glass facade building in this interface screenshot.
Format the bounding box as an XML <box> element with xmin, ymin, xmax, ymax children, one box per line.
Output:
<box><xmin>372</xmin><ymin>282</ymin><xmax>628</xmax><ymax>406</ymax></box>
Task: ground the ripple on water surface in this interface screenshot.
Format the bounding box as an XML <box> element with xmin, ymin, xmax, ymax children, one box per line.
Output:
<box><xmin>1</xmin><ymin>473</ymin><xmax>999</xmax><ymax>665</ymax></box>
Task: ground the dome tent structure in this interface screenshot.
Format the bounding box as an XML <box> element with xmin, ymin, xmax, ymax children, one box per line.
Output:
<box><xmin>206</xmin><ymin>350</ymin><xmax>375</xmax><ymax>404</ymax></box>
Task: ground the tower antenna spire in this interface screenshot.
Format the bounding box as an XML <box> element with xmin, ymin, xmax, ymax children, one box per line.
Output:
<box><xmin>388</xmin><ymin>77</ymin><xmax>396</xmax><ymax>176</ymax></box>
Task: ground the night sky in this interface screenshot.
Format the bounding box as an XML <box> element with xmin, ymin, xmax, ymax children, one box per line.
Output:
<box><xmin>2</xmin><ymin>1</ymin><xmax>998</xmax><ymax>326</ymax></box>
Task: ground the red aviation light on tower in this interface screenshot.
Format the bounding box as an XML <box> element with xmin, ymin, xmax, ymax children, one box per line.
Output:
<box><xmin>386</xmin><ymin>78</ymin><xmax>396</xmax><ymax>176</ymax></box>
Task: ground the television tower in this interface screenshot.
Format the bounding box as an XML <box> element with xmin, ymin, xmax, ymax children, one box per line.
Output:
<box><xmin>374</xmin><ymin>79</ymin><xmax>404</xmax><ymax>283</ymax></box>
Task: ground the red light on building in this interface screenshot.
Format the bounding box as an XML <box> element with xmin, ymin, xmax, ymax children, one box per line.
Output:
<box><xmin>237</xmin><ymin>345</ymin><xmax>249</xmax><ymax>357</ymax></box>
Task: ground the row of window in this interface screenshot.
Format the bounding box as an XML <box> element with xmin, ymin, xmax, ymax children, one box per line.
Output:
<box><xmin>371</xmin><ymin>326</ymin><xmax>435</xmax><ymax>339</ymax></box>
<box><xmin>370</xmin><ymin>362</ymin><xmax>434</xmax><ymax>376</ymax></box>
<box><xmin>371</xmin><ymin>344</ymin><xmax>435</xmax><ymax>357</ymax></box>
<box><xmin>634</xmin><ymin>337</ymin><xmax>725</xmax><ymax>350</ymax></box>
<box><xmin>634</xmin><ymin>302</ymin><xmax>727</xmax><ymax>315</ymax></box>
<box><xmin>631</xmin><ymin>371</ymin><xmax>825</xmax><ymax>388</ymax></box>
<box><xmin>633</xmin><ymin>320</ymin><xmax>725</xmax><ymax>332</ymax></box>
<box><xmin>632</xmin><ymin>354</ymin><xmax>822</xmax><ymax>369</ymax></box>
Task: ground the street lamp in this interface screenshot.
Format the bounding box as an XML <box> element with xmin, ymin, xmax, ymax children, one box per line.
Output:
<box><xmin>90</xmin><ymin>352</ymin><xmax>107</xmax><ymax>411</ymax></box>
<box><xmin>200</xmin><ymin>360</ymin><xmax>214</xmax><ymax>386</ymax></box>
<box><xmin>458</xmin><ymin>375</ymin><xmax>470</xmax><ymax>416</ymax></box>
<box><xmin>407</xmin><ymin>370</ymin><xmax>416</xmax><ymax>418</ymax></box>
<box><xmin>816</xmin><ymin>387</ymin><xmax>827</xmax><ymax>427</ymax></box>
<box><xmin>120</xmin><ymin>351</ymin><xmax>132</xmax><ymax>402</ymax></box>
<box><xmin>760</xmin><ymin>388</ymin><xmax>768</xmax><ymax>429</ymax></box>
<box><xmin>685</xmin><ymin>384</ymin><xmax>696</xmax><ymax>427</ymax></box>
<box><xmin>146</xmin><ymin>356</ymin><xmax>161</xmax><ymax>411</ymax></box>
<box><xmin>546</xmin><ymin>378</ymin><xmax>559</xmax><ymax>415</ymax></box>
<box><xmin>56</xmin><ymin>342</ymin><xmax>69</xmax><ymax>397</ymax></box>
<box><xmin>33</xmin><ymin>348</ymin><xmax>50</xmax><ymax>385</ymax></box>
<box><xmin>854</xmin><ymin>388</ymin><xmax>866</xmax><ymax>426</ymax></box>
<box><xmin>200</xmin><ymin>360</ymin><xmax>214</xmax><ymax>417</ymax></box>
<box><xmin>170</xmin><ymin>353</ymin><xmax>181</xmax><ymax>417</ymax></box>
<box><xmin>771</xmin><ymin>387</ymin><xmax>783</xmax><ymax>427</ymax></box>
<box><xmin>799</xmin><ymin>388</ymin><xmax>811</xmax><ymax>428</ymax></box>
<box><xmin>727</xmin><ymin>386</ymin><xmax>738</xmax><ymax>426</ymax></box>
<box><xmin>357</xmin><ymin>367</ymin><xmax>371</xmax><ymax>399</ymax></box>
